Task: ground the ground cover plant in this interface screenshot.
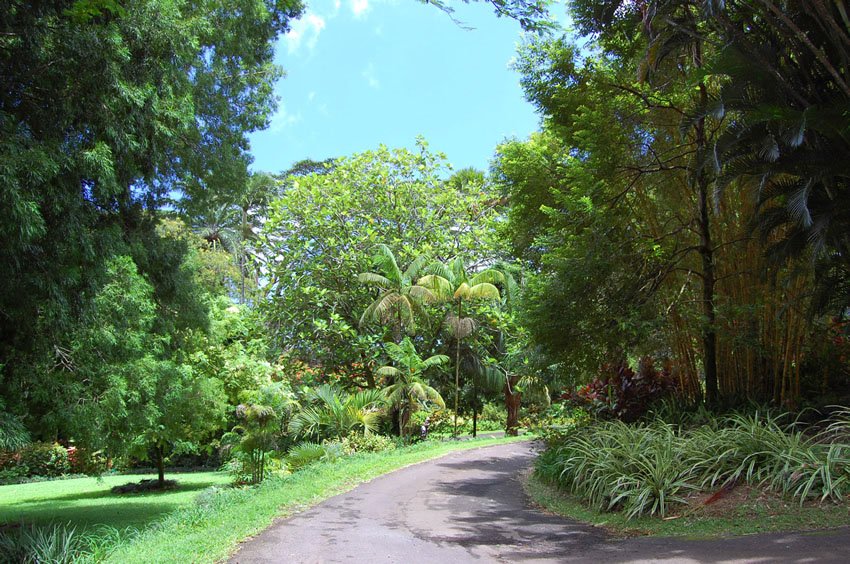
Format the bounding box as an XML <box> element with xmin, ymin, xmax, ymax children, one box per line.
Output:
<box><xmin>524</xmin><ymin>472</ymin><xmax>850</xmax><ymax>539</ymax></box>
<box><xmin>534</xmin><ymin>408</ymin><xmax>850</xmax><ymax>523</ymax></box>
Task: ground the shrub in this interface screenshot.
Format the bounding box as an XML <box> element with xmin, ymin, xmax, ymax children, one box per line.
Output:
<box><xmin>525</xmin><ymin>403</ymin><xmax>591</xmax><ymax>446</ymax></box>
<box><xmin>539</xmin><ymin>409</ymin><xmax>850</xmax><ymax>519</ymax></box>
<box><xmin>0</xmin><ymin>523</ymin><xmax>85</xmax><ymax>564</ymax></box>
<box><xmin>560</xmin><ymin>358</ymin><xmax>678</xmax><ymax>422</ymax></box>
<box><xmin>340</xmin><ymin>432</ymin><xmax>396</xmax><ymax>454</ymax></box>
<box><xmin>18</xmin><ymin>442</ymin><xmax>70</xmax><ymax>477</ymax></box>
<box><xmin>474</xmin><ymin>403</ymin><xmax>506</xmax><ymax>432</ymax></box>
<box><xmin>414</xmin><ymin>409</ymin><xmax>456</xmax><ymax>436</ymax></box>
<box><xmin>223</xmin><ymin>451</ymin><xmax>285</xmax><ymax>485</ymax></box>
<box><xmin>67</xmin><ymin>447</ymin><xmax>108</xmax><ymax>475</ymax></box>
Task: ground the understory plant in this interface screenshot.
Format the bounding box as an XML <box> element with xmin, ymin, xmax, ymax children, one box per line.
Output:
<box><xmin>559</xmin><ymin>358</ymin><xmax>678</xmax><ymax>422</ymax></box>
<box><xmin>0</xmin><ymin>523</ymin><xmax>127</xmax><ymax>564</ymax></box>
<box><xmin>538</xmin><ymin>409</ymin><xmax>850</xmax><ymax>519</ymax></box>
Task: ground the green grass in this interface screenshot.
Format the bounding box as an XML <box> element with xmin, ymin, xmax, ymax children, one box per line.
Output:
<box><xmin>105</xmin><ymin>435</ymin><xmax>526</xmax><ymax>563</ymax></box>
<box><xmin>524</xmin><ymin>470</ymin><xmax>850</xmax><ymax>539</ymax></box>
<box><xmin>0</xmin><ymin>472</ymin><xmax>231</xmax><ymax>532</ymax></box>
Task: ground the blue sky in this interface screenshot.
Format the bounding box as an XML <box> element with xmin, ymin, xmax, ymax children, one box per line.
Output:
<box><xmin>248</xmin><ymin>0</ymin><xmax>555</xmax><ymax>174</ymax></box>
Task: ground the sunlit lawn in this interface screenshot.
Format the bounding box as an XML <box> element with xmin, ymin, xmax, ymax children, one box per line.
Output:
<box><xmin>0</xmin><ymin>472</ymin><xmax>230</xmax><ymax>532</ymax></box>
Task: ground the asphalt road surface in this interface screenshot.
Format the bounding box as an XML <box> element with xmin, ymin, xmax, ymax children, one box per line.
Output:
<box><xmin>229</xmin><ymin>441</ymin><xmax>850</xmax><ymax>563</ymax></box>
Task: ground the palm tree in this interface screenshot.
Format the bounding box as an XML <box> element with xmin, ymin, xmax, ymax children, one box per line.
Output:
<box><xmin>192</xmin><ymin>203</ymin><xmax>240</xmax><ymax>253</ymax></box>
<box><xmin>189</xmin><ymin>172</ymin><xmax>277</xmax><ymax>304</ymax></box>
<box><xmin>376</xmin><ymin>337</ymin><xmax>447</xmax><ymax>437</ymax></box>
<box><xmin>289</xmin><ymin>385</ymin><xmax>385</xmax><ymax>441</ymax></box>
<box><xmin>418</xmin><ymin>258</ymin><xmax>505</xmax><ymax>436</ymax></box>
<box><xmin>222</xmin><ymin>403</ymin><xmax>280</xmax><ymax>484</ymax></box>
<box><xmin>358</xmin><ymin>244</ymin><xmax>436</xmax><ymax>341</ymax></box>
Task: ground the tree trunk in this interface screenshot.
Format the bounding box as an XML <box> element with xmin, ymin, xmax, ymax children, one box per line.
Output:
<box><xmin>156</xmin><ymin>445</ymin><xmax>165</xmax><ymax>487</ymax></box>
<box><xmin>240</xmin><ymin>207</ymin><xmax>247</xmax><ymax>304</ymax></box>
<box><xmin>472</xmin><ymin>370</ymin><xmax>478</xmax><ymax>438</ymax></box>
<box><xmin>360</xmin><ymin>349</ymin><xmax>375</xmax><ymax>389</ymax></box>
<box><xmin>694</xmin><ymin>40</ymin><xmax>719</xmax><ymax>407</ymax></box>
<box><xmin>454</xmin><ymin>300</ymin><xmax>462</xmax><ymax>437</ymax></box>
<box><xmin>505</xmin><ymin>375</ymin><xmax>521</xmax><ymax>436</ymax></box>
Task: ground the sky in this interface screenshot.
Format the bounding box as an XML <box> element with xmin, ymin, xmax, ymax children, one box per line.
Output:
<box><xmin>247</xmin><ymin>0</ymin><xmax>555</xmax><ymax>175</ymax></box>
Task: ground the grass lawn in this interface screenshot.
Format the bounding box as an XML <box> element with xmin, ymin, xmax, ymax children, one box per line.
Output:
<box><xmin>106</xmin><ymin>435</ymin><xmax>527</xmax><ymax>563</ymax></box>
<box><xmin>524</xmin><ymin>471</ymin><xmax>850</xmax><ymax>539</ymax></box>
<box><xmin>0</xmin><ymin>472</ymin><xmax>231</xmax><ymax>532</ymax></box>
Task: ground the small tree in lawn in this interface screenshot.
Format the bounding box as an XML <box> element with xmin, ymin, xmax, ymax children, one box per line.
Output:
<box><xmin>67</xmin><ymin>256</ymin><xmax>227</xmax><ymax>487</ymax></box>
<box><xmin>377</xmin><ymin>337</ymin><xmax>447</xmax><ymax>438</ymax></box>
<box><xmin>129</xmin><ymin>359</ymin><xmax>227</xmax><ymax>487</ymax></box>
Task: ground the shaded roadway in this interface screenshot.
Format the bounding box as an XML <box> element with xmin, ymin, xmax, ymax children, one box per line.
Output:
<box><xmin>229</xmin><ymin>441</ymin><xmax>850</xmax><ymax>563</ymax></box>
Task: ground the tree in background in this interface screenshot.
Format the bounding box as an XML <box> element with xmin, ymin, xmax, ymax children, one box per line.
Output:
<box><xmin>358</xmin><ymin>245</ymin><xmax>436</xmax><ymax>343</ymax></box>
<box><xmin>497</xmin><ymin>0</ymin><xmax>850</xmax><ymax>410</ymax></box>
<box><xmin>419</xmin><ymin>258</ymin><xmax>505</xmax><ymax>436</ymax></box>
<box><xmin>256</xmin><ymin>140</ymin><xmax>500</xmax><ymax>375</ymax></box>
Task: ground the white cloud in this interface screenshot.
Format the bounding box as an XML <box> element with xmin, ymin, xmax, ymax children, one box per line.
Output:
<box><xmin>284</xmin><ymin>12</ymin><xmax>326</xmax><ymax>55</ymax></box>
<box><xmin>351</xmin><ymin>0</ymin><xmax>369</xmax><ymax>18</ymax></box>
<box><xmin>307</xmin><ymin>91</ymin><xmax>317</xmax><ymax>102</ymax></box>
<box><xmin>362</xmin><ymin>63</ymin><xmax>380</xmax><ymax>89</ymax></box>
<box><xmin>269</xmin><ymin>103</ymin><xmax>302</xmax><ymax>132</ymax></box>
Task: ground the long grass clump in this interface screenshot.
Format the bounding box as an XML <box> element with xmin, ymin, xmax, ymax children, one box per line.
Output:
<box><xmin>537</xmin><ymin>408</ymin><xmax>850</xmax><ymax>519</ymax></box>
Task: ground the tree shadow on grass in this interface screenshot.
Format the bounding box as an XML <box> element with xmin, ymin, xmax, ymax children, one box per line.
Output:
<box><xmin>6</xmin><ymin>480</ymin><xmax>220</xmax><ymax>506</ymax></box>
<box><xmin>3</xmin><ymin>499</ymin><xmax>184</xmax><ymax>531</ymax></box>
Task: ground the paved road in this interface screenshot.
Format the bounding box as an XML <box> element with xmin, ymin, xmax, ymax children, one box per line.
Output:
<box><xmin>229</xmin><ymin>441</ymin><xmax>850</xmax><ymax>563</ymax></box>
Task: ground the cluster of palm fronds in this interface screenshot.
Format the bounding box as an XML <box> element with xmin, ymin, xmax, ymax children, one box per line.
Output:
<box><xmin>537</xmin><ymin>408</ymin><xmax>850</xmax><ymax>518</ymax></box>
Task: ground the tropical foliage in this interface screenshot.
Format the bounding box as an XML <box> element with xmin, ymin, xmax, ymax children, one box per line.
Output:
<box><xmin>377</xmin><ymin>338</ymin><xmax>448</xmax><ymax>436</ymax></box>
<box><xmin>4</xmin><ymin>0</ymin><xmax>850</xmax><ymax>559</ymax></box>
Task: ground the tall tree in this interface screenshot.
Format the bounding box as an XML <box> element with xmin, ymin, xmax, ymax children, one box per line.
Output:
<box><xmin>419</xmin><ymin>258</ymin><xmax>505</xmax><ymax>436</ymax></box>
<box><xmin>257</xmin><ymin>140</ymin><xmax>500</xmax><ymax>373</ymax></box>
<box><xmin>0</xmin><ymin>0</ymin><xmax>303</xmax><ymax>430</ymax></box>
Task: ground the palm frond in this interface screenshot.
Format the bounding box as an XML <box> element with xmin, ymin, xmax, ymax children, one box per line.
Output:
<box><xmin>357</xmin><ymin>272</ymin><xmax>393</xmax><ymax>287</ymax></box>
<box><xmin>421</xmin><ymin>354</ymin><xmax>450</xmax><ymax>369</ymax></box>
<box><xmin>466</xmin><ymin>282</ymin><xmax>501</xmax><ymax>300</ymax></box>
<box><xmin>376</xmin><ymin>366</ymin><xmax>401</xmax><ymax>377</ymax></box>
<box><xmin>369</xmin><ymin>243</ymin><xmax>403</xmax><ymax>285</ymax></box>
<box><xmin>402</xmin><ymin>253</ymin><xmax>431</xmax><ymax>281</ymax></box>
<box><xmin>417</xmin><ymin>274</ymin><xmax>453</xmax><ymax>300</ymax></box>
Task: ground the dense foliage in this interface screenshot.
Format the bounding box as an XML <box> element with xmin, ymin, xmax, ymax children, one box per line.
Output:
<box><xmin>538</xmin><ymin>409</ymin><xmax>850</xmax><ymax>518</ymax></box>
<box><xmin>494</xmin><ymin>0</ymin><xmax>850</xmax><ymax>410</ymax></box>
<box><xmin>3</xmin><ymin>2</ymin><xmax>850</xmax><ymax>559</ymax></box>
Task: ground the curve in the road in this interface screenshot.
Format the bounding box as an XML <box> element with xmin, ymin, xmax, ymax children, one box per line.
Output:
<box><xmin>229</xmin><ymin>441</ymin><xmax>850</xmax><ymax>563</ymax></box>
